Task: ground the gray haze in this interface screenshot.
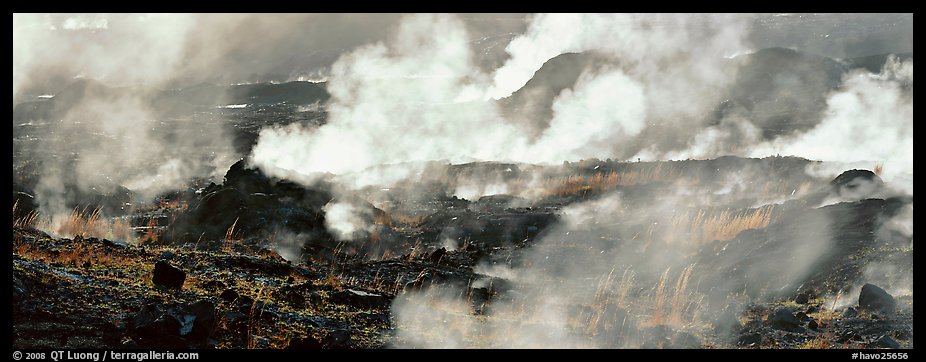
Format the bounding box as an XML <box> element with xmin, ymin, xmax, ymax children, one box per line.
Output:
<box><xmin>13</xmin><ymin>13</ymin><xmax>911</xmax><ymax>102</ymax></box>
<box><xmin>13</xmin><ymin>13</ymin><xmax>528</xmax><ymax>102</ymax></box>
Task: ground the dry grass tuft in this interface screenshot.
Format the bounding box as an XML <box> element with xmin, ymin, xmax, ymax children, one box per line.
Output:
<box><xmin>224</xmin><ymin>217</ymin><xmax>240</xmax><ymax>253</ymax></box>
<box><xmin>536</xmin><ymin>164</ymin><xmax>678</xmax><ymax>198</ymax></box>
<box><xmin>16</xmin><ymin>204</ymin><xmax>135</xmax><ymax>242</ymax></box>
<box><xmin>674</xmin><ymin>205</ymin><xmax>775</xmax><ymax>246</ymax></box>
<box><xmin>799</xmin><ymin>328</ymin><xmax>836</xmax><ymax>349</ymax></box>
<box><xmin>649</xmin><ymin>267</ymin><xmax>673</xmax><ymax>326</ymax></box>
<box><xmin>669</xmin><ymin>264</ymin><xmax>695</xmax><ymax>325</ymax></box>
<box><xmin>13</xmin><ymin>200</ymin><xmax>40</xmax><ymax>229</ymax></box>
<box><xmin>14</xmin><ymin>238</ymin><xmax>133</xmax><ymax>269</ymax></box>
<box><xmin>247</xmin><ymin>285</ymin><xmax>267</xmax><ymax>349</ymax></box>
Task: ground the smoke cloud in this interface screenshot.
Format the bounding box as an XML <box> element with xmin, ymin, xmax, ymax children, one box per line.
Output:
<box><xmin>19</xmin><ymin>85</ymin><xmax>238</xmax><ymax>235</ymax></box>
<box><xmin>250</xmin><ymin>13</ymin><xmax>756</xmax><ymax>187</ymax></box>
<box><xmin>749</xmin><ymin>56</ymin><xmax>913</xmax><ymax>194</ymax></box>
<box><xmin>323</xmin><ymin>200</ymin><xmax>374</xmax><ymax>241</ymax></box>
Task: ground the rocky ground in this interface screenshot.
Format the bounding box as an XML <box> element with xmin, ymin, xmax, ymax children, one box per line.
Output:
<box><xmin>11</xmin><ymin>156</ymin><xmax>914</xmax><ymax>349</ymax></box>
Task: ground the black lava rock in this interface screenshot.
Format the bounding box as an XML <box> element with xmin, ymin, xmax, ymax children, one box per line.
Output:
<box><xmin>131</xmin><ymin>304</ymin><xmax>182</xmax><ymax>338</ymax></box>
<box><xmin>766</xmin><ymin>308</ymin><xmax>803</xmax><ymax>332</ymax></box>
<box><xmin>324</xmin><ymin>328</ymin><xmax>351</xmax><ymax>349</ymax></box>
<box><xmin>872</xmin><ymin>335</ymin><xmax>900</xmax><ymax>349</ymax></box>
<box><xmin>859</xmin><ymin>283</ymin><xmax>896</xmax><ymax>315</ymax></box>
<box><xmin>737</xmin><ymin>333</ymin><xmax>761</xmax><ymax>347</ymax></box>
<box><xmin>152</xmin><ymin>261</ymin><xmax>185</xmax><ymax>289</ymax></box>
<box><xmin>430</xmin><ymin>247</ymin><xmax>447</xmax><ymax>264</ymax></box>
<box><xmin>830</xmin><ymin>169</ymin><xmax>884</xmax><ymax>199</ymax></box>
<box><xmin>794</xmin><ymin>292</ymin><xmax>810</xmax><ymax>304</ymax></box>
<box><xmin>220</xmin><ymin>289</ymin><xmax>240</xmax><ymax>302</ymax></box>
<box><xmin>183</xmin><ymin>300</ymin><xmax>217</xmax><ymax>341</ymax></box>
<box><xmin>330</xmin><ymin>289</ymin><xmax>390</xmax><ymax>309</ymax></box>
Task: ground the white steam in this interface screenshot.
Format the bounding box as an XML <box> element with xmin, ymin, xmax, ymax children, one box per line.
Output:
<box><xmin>323</xmin><ymin>201</ymin><xmax>374</xmax><ymax>241</ymax></box>
<box><xmin>251</xmin><ymin>13</ymin><xmax>753</xmax><ymax>188</ymax></box>
<box><xmin>750</xmin><ymin>56</ymin><xmax>913</xmax><ymax>194</ymax></box>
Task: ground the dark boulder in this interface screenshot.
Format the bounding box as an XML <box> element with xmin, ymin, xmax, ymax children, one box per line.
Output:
<box><xmin>220</xmin><ymin>289</ymin><xmax>240</xmax><ymax>302</ymax></box>
<box><xmin>165</xmin><ymin>160</ymin><xmax>335</xmax><ymax>253</ymax></box>
<box><xmin>737</xmin><ymin>333</ymin><xmax>761</xmax><ymax>347</ymax></box>
<box><xmin>429</xmin><ymin>247</ymin><xmax>447</xmax><ymax>264</ymax></box>
<box><xmin>794</xmin><ymin>292</ymin><xmax>811</xmax><ymax>304</ymax></box>
<box><xmin>831</xmin><ymin>169</ymin><xmax>884</xmax><ymax>199</ymax></box>
<box><xmin>131</xmin><ymin>303</ymin><xmax>182</xmax><ymax>338</ymax></box>
<box><xmin>181</xmin><ymin>300</ymin><xmax>217</xmax><ymax>341</ymax></box>
<box><xmin>872</xmin><ymin>335</ymin><xmax>900</xmax><ymax>349</ymax></box>
<box><xmin>223</xmin><ymin>159</ymin><xmax>274</xmax><ymax>195</ymax></box>
<box><xmin>858</xmin><ymin>283</ymin><xmax>896</xmax><ymax>315</ymax></box>
<box><xmin>331</xmin><ymin>289</ymin><xmax>390</xmax><ymax>309</ymax></box>
<box><xmin>323</xmin><ymin>328</ymin><xmax>351</xmax><ymax>349</ymax></box>
<box><xmin>152</xmin><ymin>261</ymin><xmax>185</xmax><ymax>290</ymax></box>
<box><xmin>185</xmin><ymin>187</ymin><xmax>249</xmax><ymax>239</ymax></box>
<box><xmin>766</xmin><ymin>308</ymin><xmax>803</xmax><ymax>332</ymax></box>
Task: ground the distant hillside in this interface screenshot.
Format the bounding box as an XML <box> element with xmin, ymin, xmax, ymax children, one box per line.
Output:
<box><xmin>844</xmin><ymin>52</ymin><xmax>913</xmax><ymax>74</ymax></box>
<box><xmin>496</xmin><ymin>52</ymin><xmax>613</xmax><ymax>140</ymax></box>
<box><xmin>497</xmin><ymin>47</ymin><xmax>912</xmax><ymax>142</ymax></box>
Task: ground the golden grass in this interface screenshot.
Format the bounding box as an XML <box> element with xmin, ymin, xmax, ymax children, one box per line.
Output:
<box><xmin>13</xmin><ymin>237</ymin><xmax>133</xmax><ymax>269</ymax></box>
<box><xmin>673</xmin><ymin>205</ymin><xmax>775</xmax><ymax>246</ymax></box>
<box><xmin>247</xmin><ymin>285</ymin><xmax>267</xmax><ymax>349</ymax></box>
<box><xmin>585</xmin><ymin>268</ymin><xmax>636</xmax><ymax>334</ymax></box>
<box><xmin>224</xmin><ymin>217</ymin><xmax>240</xmax><ymax>253</ymax></box>
<box><xmin>637</xmin><ymin>264</ymin><xmax>701</xmax><ymax>328</ymax></box>
<box><xmin>534</xmin><ymin>164</ymin><xmax>679</xmax><ymax>198</ymax></box>
<box><xmin>668</xmin><ymin>264</ymin><xmax>695</xmax><ymax>325</ymax></box>
<box><xmin>648</xmin><ymin>267</ymin><xmax>673</xmax><ymax>326</ymax></box>
<box><xmin>16</xmin><ymin>204</ymin><xmax>136</xmax><ymax>242</ymax></box>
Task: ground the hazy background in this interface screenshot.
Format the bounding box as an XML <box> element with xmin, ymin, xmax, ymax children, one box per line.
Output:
<box><xmin>13</xmin><ymin>13</ymin><xmax>912</xmax><ymax>101</ymax></box>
